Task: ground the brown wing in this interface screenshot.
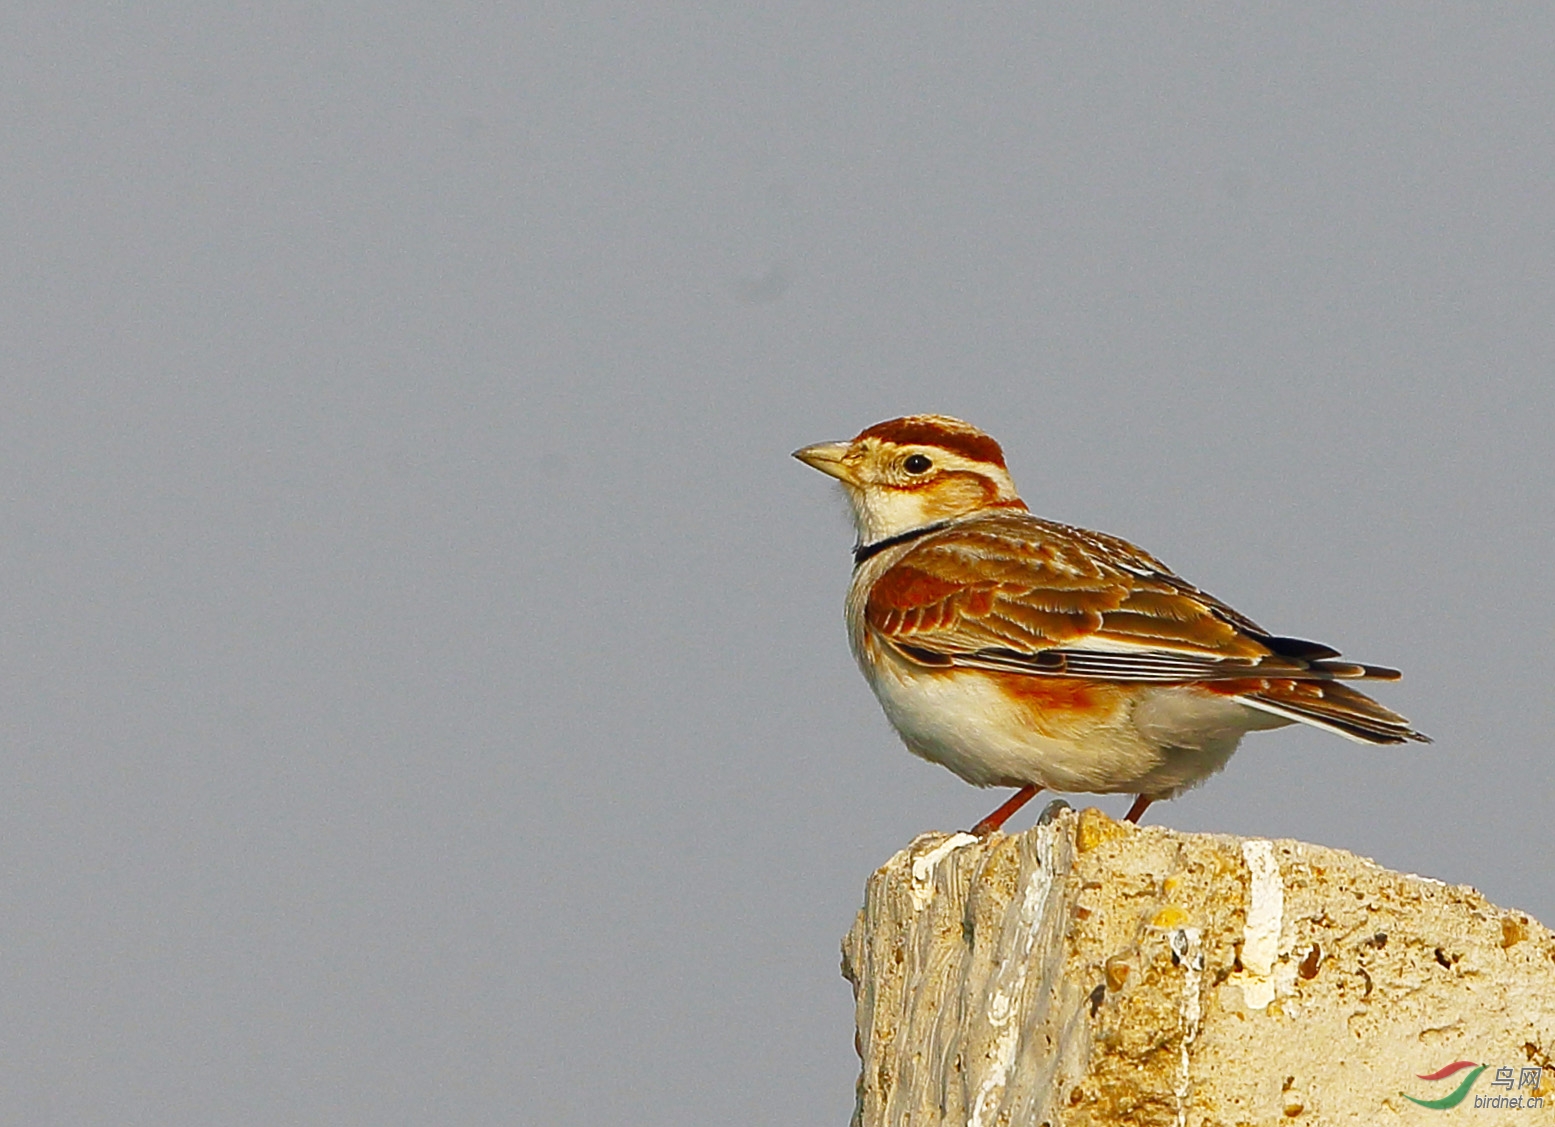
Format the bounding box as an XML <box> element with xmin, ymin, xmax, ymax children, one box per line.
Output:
<box><xmin>864</xmin><ymin>511</ymin><xmax>1396</xmax><ymax>684</ymax></box>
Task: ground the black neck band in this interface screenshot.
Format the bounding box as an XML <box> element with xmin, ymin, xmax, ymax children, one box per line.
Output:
<box><xmin>853</xmin><ymin>521</ymin><xmax>950</xmax><ymax>567</ymax></box>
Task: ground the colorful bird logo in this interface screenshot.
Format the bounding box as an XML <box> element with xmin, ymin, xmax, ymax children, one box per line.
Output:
<box><xmin>1402</xmin><ymin>1061</ymin><xmax>1486</xmax><ymax>1109</ymax></box>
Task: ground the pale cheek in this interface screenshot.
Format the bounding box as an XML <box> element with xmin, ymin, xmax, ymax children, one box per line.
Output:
<box><xmin>857</xmin><ymin>490</ymin><xmax>935</xmax><ymax>540</ymax></box>
<box><xmin>917</xmin><ymin>478</ymin><xmax>986</xmax><ymax>522</ymax></box>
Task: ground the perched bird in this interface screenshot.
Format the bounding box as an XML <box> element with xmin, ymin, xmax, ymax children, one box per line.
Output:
<box><xmin>794</xmin><ymin>415</ymin><xmax>1428</xmax><ymax>833</ymax></box>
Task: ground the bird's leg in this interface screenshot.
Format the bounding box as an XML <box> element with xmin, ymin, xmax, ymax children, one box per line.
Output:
<box><xmin>971</xmin><ymin>785</ymin><xmax>1042</xmax><ymax>836</ymax></box>
<box><xmin>1123</xmin><ymin>794</ymin><xmax>1155</xmax><ymax>824</ymax></box>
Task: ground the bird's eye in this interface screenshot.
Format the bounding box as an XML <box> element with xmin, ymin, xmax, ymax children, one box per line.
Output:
<box><xmin>903</xmin><ymin>454</ymin><xmax>933</xmax><ymax>474</ymax></box>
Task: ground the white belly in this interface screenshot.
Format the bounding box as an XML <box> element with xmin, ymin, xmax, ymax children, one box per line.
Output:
<box><xmin>853</xmin><ymin>631</ymin><xmax>1288</xmax><ymax>798</ymax></box>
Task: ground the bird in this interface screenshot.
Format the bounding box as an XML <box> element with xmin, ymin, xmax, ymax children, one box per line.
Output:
<box><xmin>793</xmin><ymin>414</ymin><xmax>1428</xmax><ymax>834</ymax></box>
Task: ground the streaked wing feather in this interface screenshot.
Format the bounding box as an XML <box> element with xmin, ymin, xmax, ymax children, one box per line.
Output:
<box><xmin>959</xmin><ymin>646</ymin><xmax>1247</xmax><ymax>681</ymax></box>
<box><xmin>865</xmin><ymin>512</ymin><xmax>1387</xmax><ymax>685</ymax></box>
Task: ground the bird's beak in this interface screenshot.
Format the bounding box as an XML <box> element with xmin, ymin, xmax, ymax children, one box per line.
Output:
<box><xmin>792</xmin><ymin>441</ymin><xmax>854</xmax><ymax>482</ymax></box>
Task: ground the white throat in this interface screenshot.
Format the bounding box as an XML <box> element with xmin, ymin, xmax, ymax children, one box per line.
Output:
<box><xmin>843</xmin><ymin>483</ymin><xmax>949</xmax><ymax>544</ymax></box>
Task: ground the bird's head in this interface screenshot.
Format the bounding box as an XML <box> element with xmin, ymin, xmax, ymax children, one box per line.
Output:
<box><xmin>793</xmin><ymin>415</ymin><xmax>1026</xmax><ymax>544</ymax></box>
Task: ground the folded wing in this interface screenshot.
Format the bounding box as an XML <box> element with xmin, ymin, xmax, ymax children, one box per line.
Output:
<box><xmin>864</xmin><ymin>512</ymin><xmax>1427</xmax><ymax>744</ymax></box>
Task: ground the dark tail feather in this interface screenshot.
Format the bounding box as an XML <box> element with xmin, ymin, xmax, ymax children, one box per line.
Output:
<box><xmin>1258</xmin><ymin>633</ymin><xmax>1343</xmax><ymax>661</ymax></box>
<box><xmin>1256</xmin><ymin>635</ymin><xmax>1402</xmax><ymax>681</ymax></box>
<box><xmin>1239</xmin><ymin>680</ymin><xmax>1431</xmax><ymax>745</ymax></box>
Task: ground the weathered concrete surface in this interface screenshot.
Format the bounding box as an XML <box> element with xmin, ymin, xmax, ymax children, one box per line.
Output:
<box><xmin>841</xmin><ymin>805</ymin><xmax>1555</xmax><ymax>1126</ymax></box>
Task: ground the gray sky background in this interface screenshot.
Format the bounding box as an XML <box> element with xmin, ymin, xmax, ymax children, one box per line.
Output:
<box><xmin>4</xmin><ymin>5</ymin><xmax>1553</xmax><ymax>1125</ymax></box>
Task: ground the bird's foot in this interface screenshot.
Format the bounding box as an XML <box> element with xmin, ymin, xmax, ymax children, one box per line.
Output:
<box><xmin>970</xmin><ymin>785</ymin><xmax>1042</xmax><ymax>836</ymax></box>
<box><xmin>1123</xmin><ymin>794</ymin><xmax>1155</xmax><ymax>824</ymax></box>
